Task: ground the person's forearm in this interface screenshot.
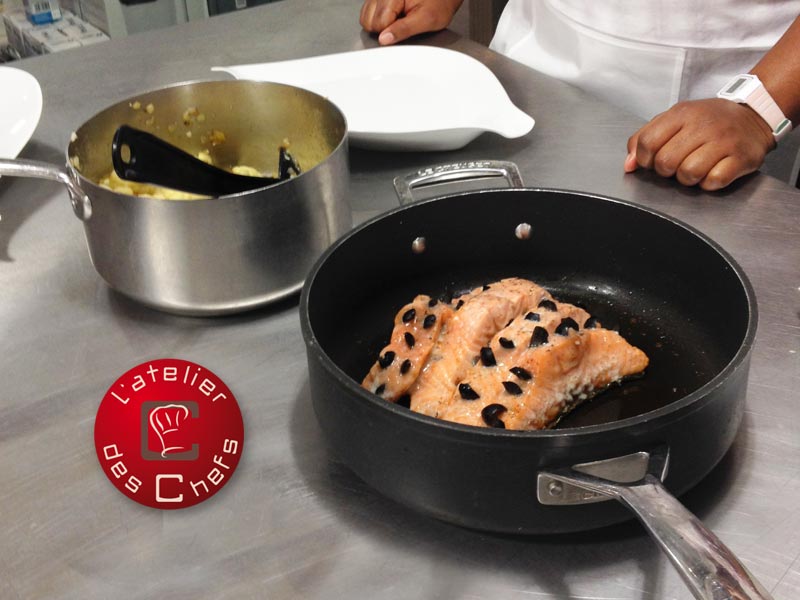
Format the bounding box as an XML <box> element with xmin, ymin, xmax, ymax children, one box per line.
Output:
<box><xmin>750</xmin><ymin>15</ymin><xmax>800</xmax><ymax>124</ymax></box>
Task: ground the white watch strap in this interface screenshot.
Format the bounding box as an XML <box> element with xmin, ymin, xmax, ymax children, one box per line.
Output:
<box><xmin>747</xmin><ymin>84</ymin><xmax>792</xmax><ymax>139</ymax></box>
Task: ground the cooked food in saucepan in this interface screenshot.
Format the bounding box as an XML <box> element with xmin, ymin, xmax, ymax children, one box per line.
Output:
<box><xmin>91</xmin><ymin>101</ymin><xmax>302</xmax><ymax>200</ymax></box>
<box><xmin>96</xmin><ymin>143</ymin><xmax>301</xmax><ymax>200</ymax></box>
<box><xmin>362</xmin><ymin>277</ymin><xmax>649</xmax><ymax>430</ymax></box>
<box><xmin>98</xmin><ymin>167</ymin><xmax>208</xmax><ymax>199</ymax></box>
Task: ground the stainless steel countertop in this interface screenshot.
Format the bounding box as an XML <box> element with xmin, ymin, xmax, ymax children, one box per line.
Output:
<box><xmin>1</xmin><ymin>1</ymin><xmax>798</xmax><ymax>598</ymax></box>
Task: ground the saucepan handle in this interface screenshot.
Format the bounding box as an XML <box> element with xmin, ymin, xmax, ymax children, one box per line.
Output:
<box><xmin>539</xmin><ymin>450</ymin><xmax>773</xmax><ymax>600</ymax></box>
<box><xmin>0</xmin><ymin>157</ymin><xmax>92</xmax><ymax>221</ymax></box>
<box><xmin>393</xmin><ymin>160</ymin><xmax>524</xmax><ymax>206</ymax></box>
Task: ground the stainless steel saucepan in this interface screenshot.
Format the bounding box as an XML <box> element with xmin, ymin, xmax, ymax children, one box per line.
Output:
<box><xmin>0</xmin><ymin>80</ymin><xmax>351</xmax><ymax>315</ymax></box>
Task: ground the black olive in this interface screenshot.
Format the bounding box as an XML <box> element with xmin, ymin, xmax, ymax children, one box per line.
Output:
<box><xmin>530</xmin><ymin>326</ymin><xmax>549</xmax><ymax>347</ymax></box>
<box><xmin>499</xmin><ymin>337</ymin><xmax>515</xmax><ymax>349</ymax></box>
<box><xmin>458</xmin><ymin>383</ymin><xmax>480</xmax><ymax>400</ymax></box>
<box><xmin>482</xmin><ymin>284</ymin><xmax>491</xmax><ymax>291</ymax></box>
<box><xmin>584</xmin><ymin>316</ymin><xmax>600</xmax><ymax>329</ymax></box>
<box><xmin>402</xmin><ymin>308</ymin><xmax>416</xmax><ymax>323</ymax></box>
<box><xmin>378</xmin><ymin>351</ymin><xmax>396</xmax><ymax>368</ymax></box>
<box><xmin>375</xmin><ymin>383</ymin><xmax>386</xmax><ymax>395</ymax></box>
<box><xmin>400</xmin><ymin>359</ymin><xmax>412</xmax><ymax>374</ymax></box>
<box><xmin>396</xmin><ymin>394</ymin><xmax>411</xmax><ymax>408</ymax></box>
<box><xmin>510</xmin><ymin>366</ymin><xmax>532</xmax><ymax>380</ymax></box>
<box><xmin>481</xmin><ymin>403</ymin><xmax>507</xmax><ymax>428</ymax></box>
<box><xmin>538</xmin><ymin>299</ymin><xmax>557</xmax><ymax>311</ymax></box>
<box><xmin>480</xmin><ymin>347</ymin><xmax>497</xmax><ymax>366</ymax></box>
<box><xmin>404</xmin><ymin>332</ymin><xmax>415</xmax><ymax>348</ymax></box>
<box><xmin>555</xmin><ymin>317</ymin><xmax>579</xmax><ymax>336</ymax></box>
<box><xmin>428</xmin><ymin>298</ymin><xmax>438</xmax><ymax>307</ymax></box>
<box><xmin>455</xmin><ymin>299</ymin><xmax>465</xmax><ymax>310</ymax></box>
<box><xmin>423</xmin><ymin>314</ymin><xmax>436</xmax><ymax>329</ymax></box>
<box><xmin>502</xmin><ymin>381</ymin><xmax>523</xmax><ymax>395</ymax></box>
<box><xmin>525</xmin><ymin>312</ymin><xmax>540</xmax><ymax>321</ymax></box>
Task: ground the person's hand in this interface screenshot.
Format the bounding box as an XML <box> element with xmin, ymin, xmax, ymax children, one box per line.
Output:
<box><xmin>624</xmin><ymin>98</ymin><xmax>776</xmax><ymax>191</ymax></box>
<box><xmin>360</xmin><ymin>0</ymin><xmax>464</xmax><ymax>45</ymax></box>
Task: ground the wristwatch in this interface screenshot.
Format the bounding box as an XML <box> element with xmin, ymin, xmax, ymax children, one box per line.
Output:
<box><xmin>717</xmin><ymin>74</ymin><xmax>793</xmax><ymax>142</ymax></box>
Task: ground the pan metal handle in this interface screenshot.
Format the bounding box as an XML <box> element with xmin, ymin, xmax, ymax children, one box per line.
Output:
<box><xmin>539</xmin><ymin>448</ymin><xmax>773</xmax><ymax>600</ymax></box>
<box><xmin>0</xmin><ymin>158</ymin><xmax>92</xmax><ymax>221</ymax></box>
<box><xmin>393</xmin><ymin>160</ymin><xmax>524</xmax><ymax>206</ymax></box>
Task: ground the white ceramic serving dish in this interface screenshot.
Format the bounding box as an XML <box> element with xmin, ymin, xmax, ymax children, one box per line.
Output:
<box><xmin>213</xmin><ymin>46</ymin><xmax>534</xmax><ymax>151</ymax></box>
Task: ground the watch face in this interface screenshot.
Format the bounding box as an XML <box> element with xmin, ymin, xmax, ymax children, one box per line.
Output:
<box><xmin>719</xmin><ymin>75</ymin><xmax>758</xmax><ymax>101</ymax></box>
<box><xmin>724</xmin><ymin>78</ymin><xmax>749</xmax><ymax>95</ymax></box>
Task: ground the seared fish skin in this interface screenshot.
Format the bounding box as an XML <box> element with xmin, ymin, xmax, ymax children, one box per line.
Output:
<box><xmin>362</xmin><ymin>278</ymin><xmax>649</xmax><ymax>429</ymax></box>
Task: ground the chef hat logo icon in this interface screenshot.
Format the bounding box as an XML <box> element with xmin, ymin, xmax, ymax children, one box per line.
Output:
<box><xmin>149</xmin><ymin>404</ymin><xmax>192</xmax><ymax>457</ymax></box>
<box><xmin>140</xmin><ymin>401</ymin><xmax>199</xmax><ymax>461</ymax></box>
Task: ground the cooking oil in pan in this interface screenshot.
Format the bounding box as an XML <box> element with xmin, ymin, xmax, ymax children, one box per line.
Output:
<box><xmin>546</xmin><ymin>283</ymin><xmax>721</xmax><ymax>429</ymax></box>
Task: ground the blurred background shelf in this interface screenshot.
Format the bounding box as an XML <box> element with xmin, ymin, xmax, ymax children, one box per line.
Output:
<box><xmin>0</xmin><ymin>0</ymin><xmax>505</xmax><ymax>63</ymax></box>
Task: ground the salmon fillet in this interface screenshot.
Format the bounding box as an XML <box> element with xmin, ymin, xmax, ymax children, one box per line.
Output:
<box><xmin>361</xmin><ymin>278</ymin><xmax>649</xmax><ymax>429</ymax></box>
<box><xmin>408</xmin><ymin>278</ymin><xmax>553</xmax><ymax>418</ymax></box>
<box><xmin>362</xmin><ymin>295</ymin><xmax>454</xmax><ymax>405</ymax></box>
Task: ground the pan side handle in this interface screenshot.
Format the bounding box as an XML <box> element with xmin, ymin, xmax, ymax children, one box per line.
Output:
<box><xmin>393</xmin><ymin>160</ymin><xmax>524</xmax><ymax>205</ymax></box>
<box><xmin>542</xmin><ymin>461</ymin><xmax>773</xmax><ymax>600</ymax></box>
<box><xmin>0</xmin><ymin>158</ymin><xmax>92</xmax><ymax>221</ymax></box>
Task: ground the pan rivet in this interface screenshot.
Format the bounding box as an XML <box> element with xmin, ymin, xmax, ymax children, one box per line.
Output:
<box><xmin>548</xmin><ymin>481</ymin><xmax>563</xmax><ymax>496</ymax></box>
<box><xmin>515</xmin><ymin>223</ymin><xmax>532</xmax><ymax>240</ymax></box>
<box><xmin>411</xmin><ymin>237</ymin><xmax>427</xmax><ymax>254</ymax></box>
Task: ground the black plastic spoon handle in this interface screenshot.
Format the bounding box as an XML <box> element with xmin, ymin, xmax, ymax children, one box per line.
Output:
<box><xmin>111</xmin><ymin>125</ymin><xmax>280</xmax><ymax>196</ymax></box>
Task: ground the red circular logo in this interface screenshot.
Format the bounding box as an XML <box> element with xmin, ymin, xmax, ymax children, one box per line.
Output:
<box><xmin>94</xmin><ymin>359</ymin><xmax>244</xmax><ymax>509</ymax></box>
